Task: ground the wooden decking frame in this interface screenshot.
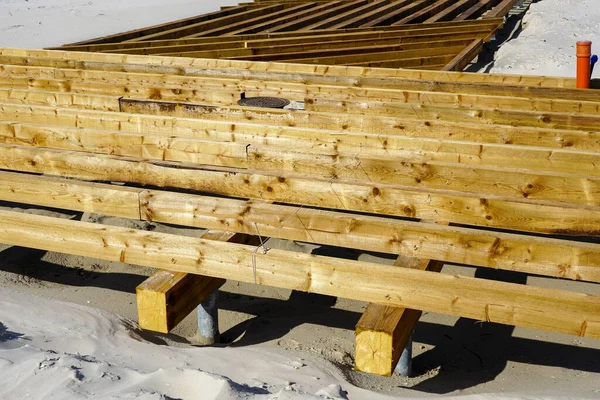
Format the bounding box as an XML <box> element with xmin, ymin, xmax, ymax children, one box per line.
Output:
<box><xmin>0</xmin><ymin>0</ymin><xmax>597</xmax><ymax>378</ymax></box>
<box><xmin>48</xmin><ymin>0</ymin><xmax>525</xmax><ymax>70</ymax></box>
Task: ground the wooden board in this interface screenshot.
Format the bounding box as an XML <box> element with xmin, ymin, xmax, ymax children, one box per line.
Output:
<box><xmin>1</xmin><ymin>209</ymin><xmax>599</xmax><ymax>339</ymax></box>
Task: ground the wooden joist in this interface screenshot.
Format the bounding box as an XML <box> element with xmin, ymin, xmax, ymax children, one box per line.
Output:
<box><xmin>0</xmin><ymin>48</ymin><xmax>575</xmax><ymax>88</ymax></box>
<box><xmin>0</xmin><ymin>170</ymin><xmax>599</xmax><ymax>280</ymax></box>
<box><xmin>42</xmin><ymin>0</ymin><xmax>523</xmax><ymax>70</ymax></box>
<box><xmin>137</xmin><ymin>230</ymin><xmax>258</xmax><ymax>333</ymax></box>
<box><xmin>1</xmin><ymin>209</ymin><xmax>599</xmax><ymax>339</ymax></box>
<box><xmin>356</xmin><ymin>254</ymin><xmax>444</xmax><ymax>376</ymax></box>
<box><xmin>4</xmin><ymin>141</ymin><xmax>600</xmax><ymax>236</ymax></box>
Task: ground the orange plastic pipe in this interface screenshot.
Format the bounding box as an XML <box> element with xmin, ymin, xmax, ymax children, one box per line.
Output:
<box><xmin>577</xmin><ymin>40</ymin><xmax>592</xmax><ymax>89</ymax></box>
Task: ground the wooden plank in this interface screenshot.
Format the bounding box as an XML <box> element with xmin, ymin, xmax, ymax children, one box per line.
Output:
<box><xmin>0</xmin><ymin>119</ymin><xmax>250</xmax><ymax>168</ymax></box>
<box><xmin>189</xmin><ymin>3</ymin><xmax>318</xmax><ymax>37</ymax></box>
<box><xmin>264</xmin><ymin>0</ymin><xmax>368</xmax><ymax>32</ymax></box>
<box><xmin>356</xmin><ymin>252</ymin><xmax>444</xmax><ymax>376</ymax></box>
<box><xmin>279</xmin><ymin>45</ymin><xmax>468</xmax><ymax>65</ymax></box>
<box><xmin>361</xmin><ymin>0</ymin><xmax>436</xmax><ymax>27</ymax></box>
<box><xmin>6</xmin><ymin>105</ymin><xmax>600</xmax><ymax>210</ymax></box>
<box><xmin>299</xmin><ymin>0</ymin><xmax>391</xmax><ymax>30</ymax></box>
<box><xmin>220</xmin><ymin>39</ymin><xmax>475</xmax><ymax>63</ymax></box>
<box><xmin>328</xmin><ymin>0</ymin><xmax>414</xmax><ymax>29</ymax></box>
<box><xmin>425</xmin><ymin>0</ymin><xmax>480</xmax><ymax>22</ymax></box>
<box><xmin>456</xmin><ymin>0</ymin><xmax>501</xmax><ymax>21</ymax></box>
<box><xmin>5</xmin><ymin>101</ymin><xmax>600</xmax><ymax>156</ymax></box>
<box><xmin>225</xmin><ymin>2</ymin><xmax>338</xmax><ymax>35</ymax></box>
<box><xmin>50</xmin><ymin>20</ymin><xmax>502</xmax><ymax>53</ymax></box>
<box><xmin>484</xmin><ymin>0</ymin><xmax>522</xmax><ymax>18</ymax></box>
<box><xmin>441</xmin><ymin>38</ymin><xmax>485</xmax><ymax>71</ymax></box>
<box><xmin>392</xmin><ymin>0</ymin><xmax>457</xmax><ymax>25</ymax></box>
<box><xmin>347</xmin><ymin>55</ymin><xmax>454</xmax><ymax>69</ymax></box>
<box><xmin>6</xmin><ymin>103</ymin><xmax>600</xmax><ymax>190</ymax></box>
<box><xmin>0</xmin><ymin>209</ymin><xmax>599</xmax><ymax>338</ymax></box>
<box><xmin>2</xmin><ymin>170</ymin><xmax>600</xmax><ymax>278</ymax></box>
<box><xmin>2</xmin><ymin>143</ymin><xmax>600</xmax><ymax>236</ymax></box>
<box><xmin>306</xmin><ymin>98</ymin><xmax>600</xmax><ymax>131</ymax></box>
<box><xmin>137</xmin><ymin>230</ymin><xmax>258</xmax><ymax>333</ymax></box>
<box><xmin>3</xmin><ymin>47</ymin><xmax>575</xmax><ymax>89</ymax></box>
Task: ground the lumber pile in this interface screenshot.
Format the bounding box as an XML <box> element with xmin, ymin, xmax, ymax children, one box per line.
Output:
<box><xmin>0</xmin><ymin>46</ymin><xmax>599</xmax><ymax>377</ymax></box>
<box><xmin>47</xmin><ymin>0</ymin><xmax>525</xmax><ymax>70</ymax></box>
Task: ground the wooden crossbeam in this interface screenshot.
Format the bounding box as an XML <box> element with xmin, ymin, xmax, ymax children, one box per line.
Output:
<box><xmin>0</xmin><ymin>170</ymin><xmax>599</xmax><ymax>277</ymax></box>
<box><xmin>156</xmin><ymin>33</ymin><xmax>490</xmax><ymax>59</ymax></box>
<box><xmin>425</xmin><ymin>0</ymin><xmax>480</xmax><ymax>22</ymax></box>
<box><xmin>129</xmin><ymin>5</ymin><xmax>286</xmax><ymax>42</ymax></box>
<box><xmin>196</xmin><ymin>3</ymin><xmax>319</xmax><ymax>37</ymax></box>
<box><xmin>1</xmin><ymin>142</ymin><xmax>600</xmax><ymax>238</ymax></box>
<box><xmin>393</xmin><ymin>0</ymin><xmax>457</xmax><ymax>25</ymax></box>
<box><xmin>0</xmin><ymin>48</ymin><xmax>574</xmax><ymax>88</ymax></box>
<box><xmin>298</xmin><ymin>0</ymin><xmax>390</xmax><ymax>30</ymax></box>
<box><xmin>3</xmin><ymin>100</ymin><xmax>600</xmax><ymax>159</ymax></box>
<box><xmin>226</xmin><ymin>2</ymin><xmax>339</xmax><ymax>35</ymax></box>
<box><xmin>0</xmin><ymin>61</ymin><xmax>592</xmax><ymax>103</ymax></box>
<box><xmin>306</xmin><ymin>97</ymin><xmax>600</xmax><ymax>130</ymax></box>
<box><xmin>457</xmin><ymin>0</ymin><xmax>502</xmax><ymax>21</ymax></box>
<box><xmin>356</xmin><ymin>252</ymin><xmax>444</xmax><ymax>376</ymax></box>
<box><xmin>62</xmin><ymin>5</ymin><xmax>252</xmax><ymax>45</ymax></box>
<box><xmin>0</xmin><ymin>209</ymin><xmax>598</xmax><ymax>339</ymax></box>
<box><xmin>265</xmin><ymin>0</ymin><xmax>369</xmax><ymax>32</ymax></box>
<box><xmin>329</xmin><ymin>0</ymin><xmax>413</xmax><ymax>29</ymax></box>
<box><xmin>50</xmin><ymin>20</ymin><xmax>501</xmax><ymax>53</ymax></box>
<box><xmin>442</xmin><ymin>38</ymin><xmax>484</xmax><ymax>71</ymax></box>
<box><xmin>485</xmin><ymin>0</ymin><xmax>522</xmax><ymax>19</ymax></box>
<box><xmin>137</xmin><ymin>231</ymin><xmax>258</xmax><ymax>333</ymax></box>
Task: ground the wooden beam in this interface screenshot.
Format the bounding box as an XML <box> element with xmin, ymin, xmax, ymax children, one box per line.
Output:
<box><xmin>484</xmin><ymin>0</ymin><xmax>521</xmax><ymax>19</ymax></box>
<box><xmin>129</xmin><ymin>5</ymin><xmax>285</xmax><ymax>42</ymax></box>
<box><xmin>264</xmin><ymin>0</ymin><xmax>368</xmax><ymax>32</ymax></box>
<box><xmin>137</xmin><ymin>230</ymin><xmax>258</xmax><ymax>333</ymax></box>
<box><xmin>2</xmin><ymin>62</ymin><xmax>593</xmax><ymax>103</ymax></box>
<box><xmin>306</xmin><ymin>98</ymin><xmax>600</xmax><ymax>131</ymax></box>
<box><xmin>356</xmin><ymin>252</ymin><xmax>444</xmax><ymax>376</ymax></box>
<box><xmin>157</xmin><ymin>34</ymin><xmax>488</xmax><ymax>59</ymax></box>
<box><xmin>1</xmin><ymin>48</ymin><xmax>575</xmax><ymax>89</ymax></box>
<box><xmin>219</xmin><ymin>39</ymin><xmax>475</xmax><ymax>63</ymax></box>
<box><xmin>4</xmin><ymin>101</ymin><xmax>600</xmax><ymax>157</ymax></box>
<box><xmin>1</xmin><ymin>170</ymin><xmax>599</xmax><ymax>279</ymax></box>
<box><xmin>328</xmin><ymin>0</ymin><xmax>413</xmax><ymax>29</ymax></box>
<box><xmin>49</xmin><ymin>20</ymin><xmax>501</xmax><ymax>53</ymax></box>
<box><xmin>189</xmin><ymin>3</ymin><xmax>319</xmax><ymax>37</ymax></box>
<box><xmin>441</xmin><ymin>38</ymin><xmax>484</xmax><ymax>71</ymax></box>
<box><xmin>0</xmin><ymin>209</ymin><xmax>598</xmax><ymax>338</ymax></box>
<box><xmin>2</xmin><ymin>144</ymin><xmax>600</xmax><ymax>238</ymax></box>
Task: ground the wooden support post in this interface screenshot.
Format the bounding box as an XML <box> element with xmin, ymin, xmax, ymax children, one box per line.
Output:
<box><xmin>355</xmin><ymin>227</ymin><xmax>445</xmax><ymax>377</ymax></box>
<box><xmin>136</xmin><ymin>230</ymin><xmax>258</xmax><ymax>334</ymax></box>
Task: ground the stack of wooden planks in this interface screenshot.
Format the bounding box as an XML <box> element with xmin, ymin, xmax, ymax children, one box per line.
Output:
<box><xmin>0</xmin><ymin>47</ymin><xmax>599</xmax><ymax>377</ymax></box>
<box><xmin>47</xmin><ymin>0</ymin><xmax>525</xmax><ymax>70</ymax></box>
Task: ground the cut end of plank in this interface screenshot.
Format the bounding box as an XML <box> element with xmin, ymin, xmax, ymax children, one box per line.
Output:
<box><xmin>355</xmin><ymin>328</ymin><xmax>395</xmax><ymax>376</ymax></box>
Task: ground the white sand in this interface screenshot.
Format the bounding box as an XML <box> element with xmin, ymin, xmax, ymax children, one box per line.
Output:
<box><xmin>489</xmin><ymin>0</ymin><xmax>600</xmax><ymax>77</ymax></box>
<box><xmin>0</xmin><ymin>0</ymin><xmax>238</xmax><ymax>48</ymax></box>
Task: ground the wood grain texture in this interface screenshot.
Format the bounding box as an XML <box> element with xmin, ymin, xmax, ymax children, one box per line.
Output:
<box><xmin>137</xmin><ymin>230</ymin><xmax>257</xmax><ymax>333</ymax></box>
<box><xmin>0</xmin><ymin>209</ymin><xmax>598</xmax><ymax>339</ymax></box>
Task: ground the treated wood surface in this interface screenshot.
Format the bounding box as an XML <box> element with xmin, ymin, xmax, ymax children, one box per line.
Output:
<box><xmin>356</xmin><ymin>223</ymin><xmax>445</xmax><ymax>377</ymax></box>
<box><xmin>0</xmin><ymin>46</ymin><xmax>598</xmax><ymax>346</ymax></box>
<box><xmin>137</xmin><ymin>230</ymin><xmax>257</xmax><ymax>333</ymax></box>
<box><xmin>0</xmin><ymin>171</ymin><xmax>599</xmax><ymax>281</ymax></box>
<box><xmin>1</xmin><ymin>209</ymin><xmax>599</xmax><ymax>338</ymax></box>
